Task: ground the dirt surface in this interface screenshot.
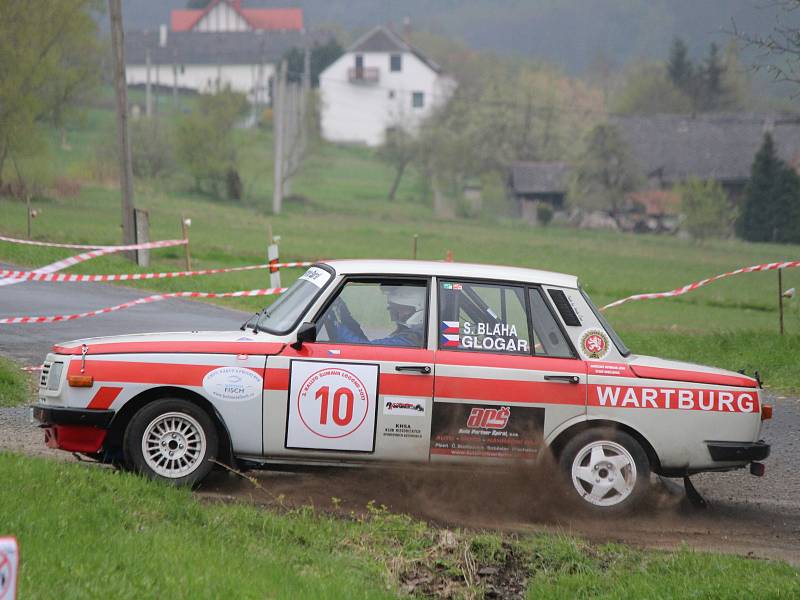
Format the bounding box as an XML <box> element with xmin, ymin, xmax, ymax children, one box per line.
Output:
<box><xmin>5</xmin><ymin>396</ymin><xmax>798</xmax><ymax>567</ymax></box>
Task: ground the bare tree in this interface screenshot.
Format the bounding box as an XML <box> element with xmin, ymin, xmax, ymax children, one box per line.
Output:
<box><xmin>730</xmin><ymin>1</ymin><xmax>800</xmax><ymax>89</ymax></box>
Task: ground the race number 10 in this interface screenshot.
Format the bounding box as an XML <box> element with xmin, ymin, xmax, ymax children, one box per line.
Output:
<box><xmin>315</xmin><ymin>385</ymin><xmax>355</xmax><ymax>426</ymax></box>
<box><xmin>288</xmin><ymin>362</ymin><xmax>378</xmax><ymax>451</ymax></box>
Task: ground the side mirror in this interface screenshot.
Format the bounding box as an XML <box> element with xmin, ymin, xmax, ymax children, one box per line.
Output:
<box><xmin>291</xmin><ymin>322</ymin><xmax>317</xmax><ymax>350</ymax></box>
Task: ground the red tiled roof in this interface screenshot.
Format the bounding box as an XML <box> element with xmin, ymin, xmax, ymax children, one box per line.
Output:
<box><xmin>627</xmin><ymin>189</ymin><xmax>682</xmax><ymax>216</ymax></box>
<box><xmin>170</xmin><ymin>1</ymin><xmax>303</xmax><ymax>32</ymax></box>
<box><xmin>171</xmin><ymin>10</ymin><xmax>200</xmax><ymax>32</ymax></box>
<box><xmin>243</xmin><ymin>8</ymin><xmax>303</xmax><ymax>30</ymax></box>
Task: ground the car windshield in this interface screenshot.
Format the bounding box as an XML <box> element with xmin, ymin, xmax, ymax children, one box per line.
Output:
<box><xmin>579</xmin><ymin>287</ymin><xmax>630</xmax><ymax>357</ymax></box>
<box><xmin>255</xmin><ymin>266</ymin><xmax>332</xmax><ymax>334</ymax></box>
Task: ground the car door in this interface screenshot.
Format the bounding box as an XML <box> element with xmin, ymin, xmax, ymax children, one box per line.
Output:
<box><xmin>263</xmin><ymin>277</ymin><xmax>435</xmax><ymax>462</ymax></box>
<box><xmin>431</xmin><ymin>278</ymin><xmax>587</xmax><ymax>463</ymax></box>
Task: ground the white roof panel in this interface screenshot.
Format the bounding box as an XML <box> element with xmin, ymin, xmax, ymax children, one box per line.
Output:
<box><xmin>319</xmin><ymin>260</ymin><xmax>578</xmax><ymax>288</ymax></box>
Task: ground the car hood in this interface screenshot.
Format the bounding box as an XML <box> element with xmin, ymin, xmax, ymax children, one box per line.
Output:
<box><xmin>628</xmin><ymin>354</ymin><xmax>758</xmax><ymax>388</ymax></box>
<box><xmin>51</xmin><ymin>330</ymin><xmax>287</xmax><ymax>356</ymax></box>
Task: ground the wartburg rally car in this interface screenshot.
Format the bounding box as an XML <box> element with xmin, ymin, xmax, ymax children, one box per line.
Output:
<box><xmin>33</xmin><ymin>260</ymin><xmax>771</xmax><ymax>512</ymax></box>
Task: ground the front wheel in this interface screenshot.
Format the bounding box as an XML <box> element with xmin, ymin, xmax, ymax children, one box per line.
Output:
<box><xmin>558</xmin><ymin>428</ymin><xmax>650</xmax><ymax>513</ymax></box>
<box><xmin>123</xmin><ymin>398</ymin><xmax>218</xmax><ymax>486</ymax></box>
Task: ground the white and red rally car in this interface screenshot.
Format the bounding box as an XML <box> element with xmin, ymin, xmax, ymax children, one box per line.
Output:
<box><xmin>33</xmin><ymin>260</ymin><xmax>771</xmax><ymax>512</ymax></box>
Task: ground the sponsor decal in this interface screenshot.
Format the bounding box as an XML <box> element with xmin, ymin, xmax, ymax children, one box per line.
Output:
<box><xmin>0</xmin><ymin>537</ymin><xmax>18</xmax><ymax>600</ymax></box>
<box><xmin>590</xmin><ymin>385</ymin><xmax>759</xmax><ymax>413</ymax></box>
<box><xmin>441</xmin><ymin>282</ymin><xmax>463</xmax><ymax>291</ymax></box>
<box><xmin>459</xmin><ymin>322</ymin><xmax>530</xmax><ymax>353</ymax></box>
<box><xmin>383</xmin><ymin>396</ymin><xmax>426</xmax><ymax>417</ymax></box>
<box><xmin>467</xmin><ymin>406</ymin><xmax>510</xmax><ymax>429</ymax></box>
<box><xmin>383</xmin><ymin>423</ymin><xmax>424</xmax><ymax>440</ymax></box>
<box><xmin>580</xmin><ymin>329</ymin><xmax>610</xmax><ymax>359</ymax></box>
<box><xmin>286</xmin><ymin>360</ymin><xmax>379</xmax><ymax>452</ymax></box>
<box><xmin>202</xmin><ymin>367</ymin><xmax>263</xmax><ymax>402</ymax></box>
<box><xmin>430</xmin><ymin>403</ymin><xmax>544</xmax><ymax>459</ymax></box>
<box><xmin>298</xmin><ymin>266</ymin><xmax>330</xmax><ymax>288</ymax></box>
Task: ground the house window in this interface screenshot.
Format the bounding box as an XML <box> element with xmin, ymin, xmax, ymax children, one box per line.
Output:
<box><xmin>354</xmin><ymin>54</ymin><xmax>364</xmax><ymax>78</ymax></box>
<box><xmin>390</xmin><ymin>54</ymin><xmax>402</xmax><ymax>72</ymax></box>
<box><xmin>412</xmin><ymin>91</ymin><xmax>424</xmax><ymax>108</ymax></box>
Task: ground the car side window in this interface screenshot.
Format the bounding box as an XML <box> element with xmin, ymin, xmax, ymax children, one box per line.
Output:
<box><xmin>316</xmin><ymin>279</ymin><xmax>427</xmax><ymax>348</ymax></box>
<box><xmin>438</xmin><ymin>280</ymin><xmax>531</xmax><ymax>354</ymax></box>
<box><xmin>528</xmin><ymin>288</ymin><xmax>574</xmax><ymax>358</ymax></box>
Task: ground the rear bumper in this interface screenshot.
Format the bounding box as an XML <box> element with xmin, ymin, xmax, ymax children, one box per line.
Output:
<box><xmin>32</xmin><ymin>405</ymin><xmax>114</xmax><ymax>453</ymax></box>
<box><xmin>706</xmin><ymin>440</ymin><xmax>770</xmax><ymax>463</ymax></box>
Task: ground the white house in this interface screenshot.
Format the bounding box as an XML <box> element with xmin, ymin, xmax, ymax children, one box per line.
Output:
<box><xmin>319</xmin><ymin>26</ymin><xmax>456</xmax><ymax>147</ymax></box>
<box><xmin>124</xmin><ymin>28</ymin><xmax>327</xmax><ymax>104</ymax></box>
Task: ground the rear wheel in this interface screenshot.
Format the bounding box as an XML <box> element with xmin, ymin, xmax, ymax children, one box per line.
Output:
<box><xmin>558</xmin><ymin>428</ymin><xmax>650</xmax><ymax>513</ymax></box>
<box><xmin>123</xmin><ymin>398</ymin><xmax>218</xmax><ymax>486</ymax></box>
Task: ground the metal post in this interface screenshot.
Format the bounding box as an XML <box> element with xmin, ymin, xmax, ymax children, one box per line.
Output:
<box><xmin>272</xmin><ymin>60</ymin><xmax>286</xmax><ymax>215</ymax></box>
<box><xmin>779</xmin><ymin>269</ymin><xmax>785</xmax><ymax>335</ymax></box>
<box><xmin>181</xmin><ymin>215</ymin><xmax>191</xmax><ymax>270</ymax></box>
<box><xmin>412</xmin><ymin>234</ymin><xmax>418</xmax><ymax>259</ymax></box>
<box><xmin>26</xmin><ymin>195</ymin><xmax>32</xmax><ymax>239</ymax></box>
<box><xmin>108</xmin><ymin>0</ymin><xmax>136</xmax><ymax>259</ymax></box>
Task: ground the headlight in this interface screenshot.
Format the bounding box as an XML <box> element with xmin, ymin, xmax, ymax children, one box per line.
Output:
<box><xmin>47</xmin><ymin>362</ymin><xmax>64</xmax><ymax>391</ymax></box>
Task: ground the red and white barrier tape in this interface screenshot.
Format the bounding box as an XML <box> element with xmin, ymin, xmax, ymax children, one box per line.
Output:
<box><xmin>0</xmin><ymin>234</ymin><xmax>187</xmax><ymax>251</ymax></box>
<box><xmin>0</xmin><ymin>261</ymin><xmax>315</xmax><ymax>283</ymax></box>
<box><xmin>21</xmin><ymin>365</ymin><xmax>43</xmax><ymax>372</ymax></box>
<box><xmin>603</xmin><ymin>260</ymin><xmax>800</xmax><ymax>310</ymax></box>
<box><xmin>0</xmin><ymin>238</ymin><xmax>189</xmax><ymax>287</ymax></box>
<box><xmin>0</xmin><ymin>287</ymin><xmax>287</xmax><ymax>324</ymax></box>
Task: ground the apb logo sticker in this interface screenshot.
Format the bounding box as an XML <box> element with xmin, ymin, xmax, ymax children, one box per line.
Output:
<box><xmin>580</xmin><ymin>329</ymin><xmax>610</xmax><ymax>359</ymax></box>
<box><xmin>467</xmin><ymin>406</ymin><xmax>510</xmax><ymax>429</ymax></box>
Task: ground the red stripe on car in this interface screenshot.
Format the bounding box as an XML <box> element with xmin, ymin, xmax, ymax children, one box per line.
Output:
<box><xmin>53</xmin><ymin>341</ymin><xmax>285</xmax><ymax>356</ymax></box>
<box><xmin>87</xmin><ymin>386</ymin><xmax>123</xmax><ymax>410</ymax></box>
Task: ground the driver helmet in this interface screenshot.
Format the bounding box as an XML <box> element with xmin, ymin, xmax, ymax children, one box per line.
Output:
<box><xmin>383</xmin><ymin>286</ymin><xmax>425</xmax><ymax>329</ymax></box>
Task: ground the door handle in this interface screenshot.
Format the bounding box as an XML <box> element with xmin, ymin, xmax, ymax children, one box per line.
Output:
<box><xmin>544</xmin><ymin>375</ymin><xmax>580</xmax><ymax>384</ymax></box>
<box><xmin>395</xmin><ymin>365</ymin><xmax>432</xmax><ymax>374</ymax></box>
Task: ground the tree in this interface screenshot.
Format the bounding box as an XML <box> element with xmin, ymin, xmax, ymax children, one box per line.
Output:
<box><xmin>699</xmin><ymin>42</ymin><xmax>724</xmax><ymax>110</ymax></box>
<box><xmin>612</xmin><ymin>63</ymin><xmax>693</xmax><ymax>115</ymax></box>
<box><xmin>667</xmin><ymin>37</ymin><xmax>694</xmax><ymax>92</ymax></box>
<box><xmin>283</xmin><ymin>39</ymin><xmax>344</xmax><ymax>88</ymax></box>
<box><xmin>569</xmin><ymin>123</ymin><xmax>641</xmax><ymax>225</ymax></box>
<box><xmin>376</xmin><ymin>127</ymin><xmax>417</xmax><ymax>201</ymax></box>
<box><xmin>678</xmin><ymin>178</ymin><xmax>734</xmax><ymax>241</ymax></box>
<box><xmin>737</xmin><ymin>133</ymin><xmax>800</xmax><ymax>243</ymax></box>
<box><xmin>174</xmin><ymin>88</ymin><xmax>249</xmax><ymax>198</ymax></box>
<box><xmin>0</xmin><ymin>0</ymin><xmax>102</xmax><ymax>186</ymax></box>
<box><xmin>731</xmin><ymin>1</ymin><xmax>800</xmax><ymax>91</ymax></box>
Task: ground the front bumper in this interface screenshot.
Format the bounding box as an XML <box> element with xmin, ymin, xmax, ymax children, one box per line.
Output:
<box><xmin>32</xmin><ymin>405</ymin><xmax>115</xmax><ymax>453</ymax></box>
<box><xmin>706</xmin><ymin>440</ymin><xmax>771</xmax><ymax>463</ymax></box>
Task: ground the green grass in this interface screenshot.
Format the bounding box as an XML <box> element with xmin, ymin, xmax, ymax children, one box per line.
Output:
<box><xmin>0</xmin><ymin>356</ymin><xmax>31</xmax><ymax>407</ymax></box>
<box><xmin>1</xmin><ymin>454</ymin><xmax>797</xmax><ymax>599</ymax></box>
<box><xmin>2</xmin><ymin>100</ymin><xmax>800</xmax><ymax>390</ymax></box>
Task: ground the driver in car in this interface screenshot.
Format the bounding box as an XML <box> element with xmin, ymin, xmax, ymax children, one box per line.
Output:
<box><xmin>323</xmin><ymin>286</ymin><xmax>425</xmax><ymax>347</ymax></box>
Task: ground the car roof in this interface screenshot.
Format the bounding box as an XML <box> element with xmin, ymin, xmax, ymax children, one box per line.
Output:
<box><xmin>319</xmin><ymin>259</ymin><xmax>579</xmax><ymax>288</ymax></box>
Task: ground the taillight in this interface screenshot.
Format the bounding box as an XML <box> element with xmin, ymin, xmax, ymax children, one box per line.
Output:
<box><xmin>761</xmin><ymin>404</ymin><xmax>773</xmax><ymax>421</ymax></box>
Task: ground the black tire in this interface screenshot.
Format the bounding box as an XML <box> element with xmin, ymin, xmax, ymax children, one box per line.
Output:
<box><xmin>558</xmin><ymin>428</ymin><xmax>650</xmax><ymax>514</ymax></box>
<box><xmin>123</xmin><ymin>398</ymin><xmax>218</xmax><ymax>486</ymax></box>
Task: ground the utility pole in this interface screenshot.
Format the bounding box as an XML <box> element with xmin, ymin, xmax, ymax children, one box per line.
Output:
<box><xmin>272</xmin><ymin>60</ymin><xmax>286</xmax><ymax>215</ymax></box>
<box><xmin>145</xmin><ymin>47</ymin><xmax>152</xmax><ymax>117</ymax></box>
<box><xmin>108</xmin><ymin>0</ymin><xmax>136</xmax><ymax>257</ymax></box>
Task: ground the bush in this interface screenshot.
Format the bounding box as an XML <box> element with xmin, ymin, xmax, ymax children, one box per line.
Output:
<box><xmin>536</xmin><ymin>202</ymin><xmax>554</xmax><ymax>225</ymax></box>
<box><xmin>678</xmin><ymin>178</ymin><xmax>734</xmax><ymax>241</ymax></box>
<box><xmin>174</xmin><ymin>88</ymin><xmax>249</xmax><ymax>198</ymax></box>
<box><xmin>130</xmin><ymin>118</ymin><xmax>176</xmax><ymax>178</ymax></box>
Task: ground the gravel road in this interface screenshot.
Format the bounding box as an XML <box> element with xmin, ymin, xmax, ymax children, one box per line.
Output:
<box><xmin>2</xmin><ymin>272</ymin><xmax>799</xmax><ymax>564</ymax></box>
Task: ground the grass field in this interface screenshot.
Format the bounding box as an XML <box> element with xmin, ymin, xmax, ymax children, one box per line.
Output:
<box><xmin>1</xmin><ymin>453</ymin><xmax>797</xmax><ymax>599</ymax></box>
<box><xmin>2</xmin><ymin>100</ymin><xmax>800</xmax><ymax>391</ymax></box>
<box><xmin>0</xmin><ymin>356</ymin><xmax>31</xmax><ymax>408</ymax></box>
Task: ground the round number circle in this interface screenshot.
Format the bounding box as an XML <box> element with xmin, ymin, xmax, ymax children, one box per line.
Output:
<box><xmin>297</xmin><ymin>367</ymin><xmax>370</xmax><ymax>439</ymax></box>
